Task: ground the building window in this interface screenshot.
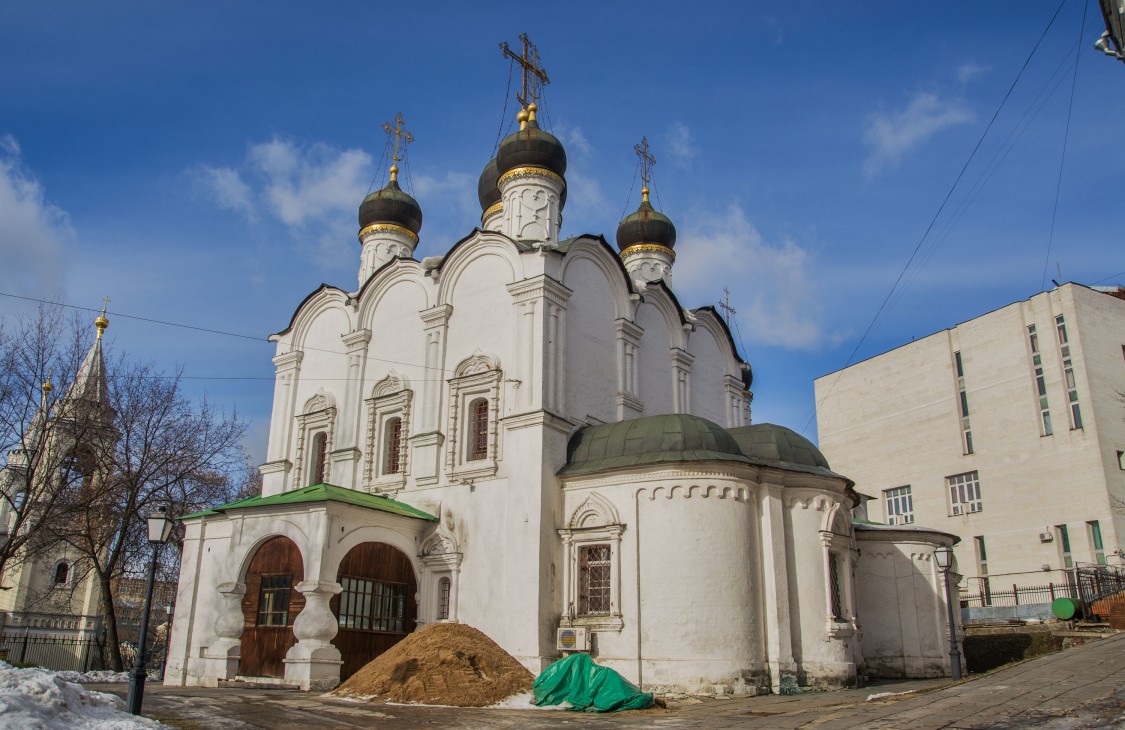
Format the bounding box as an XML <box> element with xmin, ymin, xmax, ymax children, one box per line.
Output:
<box><xmin>828</xmin><ymin>553</ymin><xmax>844</xmax><ymax>620</ymax></box>
<box><xmin>257</xmin><ymin>575</ymin><xmax>292</xmax><ymax>626</ymax></box>
<box><xmin>310</xmin><ymin>431</ymin><xmax>328</xmax><ymax>485</ymax></box>
<box><xmin>1088</xmin><ymin>521</ymin><xmax>1106</xmax><ymax>565</ymax></box>
<box><xmin>578</xmin><ymin>544</ymin><xmax>612</xmax><ymax>616</ymax></box>
<box><xmin>954</xmin><ymin>351</ymin><xmax>974</xmax><ymax>454</ymax></box>
<box><xmin>1119</xmin><ymin>451</ymin><xmax>1125</xmax><ymax>470</ymax></box>
<box><xmin>437</xmin><ymin>577</ymin><xmax>451</xmax><ymax>620</ymax></box>
<box><xmin>52</xmin><ymin>562</ymin><xmax>69</xmax><ymax>587</ymax></box>
<box><xmin>383</xmin><ymin>417</ymin><xmax>402</xmax><ymax>475</ymax></box>
<box><xmin>1056</xmin><ymin>524</ymin><xmax>1073</xmax><ymax>568</ymax></box>
<box><xmin>338</xmin><ymin>577</ymin><xmax>406</xmax><ymax>632</ymax></box>
<box><xmin>1028</xmin><ymin>325</ymin><xmax>1052</xmax><ymax>436</ymax></box>
<box><xmin>468</xmin><ymin>398</ymin><xmax>489</xmax><ymax>462</ymax></box>
<box><xmin>884</xmin><ymin>486</ymin><xmax>914</xmax><ymax>525</ymax></box>
<box><xmin>948</xmin><ymin>470</ymin><xmax>982</xmax><ymax>515</ymax></box>
<box><xmin>975</xmin><ymin>536</ymin><xmax>991</xmax><ymax>606</ymax></box>
<box><xmin>1055</xmin><ymin>316</ymin><xmax>1083</xmax><ymax>429</ymax></box>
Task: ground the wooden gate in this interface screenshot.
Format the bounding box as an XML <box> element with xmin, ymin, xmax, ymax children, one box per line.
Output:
<box><xmin>240</xmin><ymin>536</ymin><xmax>305</xmax><ymax>678</ymax></box>
<box><xmin>331</xmin><ymin>542</ymin><xmax>418</xmax><ymax>680</ymax></box>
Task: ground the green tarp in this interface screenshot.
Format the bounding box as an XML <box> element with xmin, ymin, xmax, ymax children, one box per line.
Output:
<box><xmin>532</xmin><ymin>653</ymin><xmax>654</xmax><ymax>712</ymax></box>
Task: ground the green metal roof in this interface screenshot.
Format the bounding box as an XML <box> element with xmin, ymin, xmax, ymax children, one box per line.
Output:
<box><xmin>559</xmin><ymin>414</ymin><xmax>752</xmax><ymax>476</ymax></box>
<box><xmin>182</xmin><ymin>483</ymin><xmax>436</xmax><ymax>521</ymax></box>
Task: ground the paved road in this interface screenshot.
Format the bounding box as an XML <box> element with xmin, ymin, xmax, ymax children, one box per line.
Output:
<box><xmin>96</xmin><ymin>633</ymin><xmax>1125</xmax><ymax>729</ymax></box>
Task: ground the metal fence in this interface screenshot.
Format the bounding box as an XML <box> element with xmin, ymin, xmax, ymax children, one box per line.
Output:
<box><xmin>0</xmin><ymin>632</ymin><xmax>107</xmax><ymax>672</ymax></box>
<box><xmin>958</xmin><ymin>563</ymin><xmax>1125</xmax><ymax>617</ymax></box>
<box><xmin>959</xmin><ymin>579</ymin><xmax>1078</xmax><ymax>608</ymax></box>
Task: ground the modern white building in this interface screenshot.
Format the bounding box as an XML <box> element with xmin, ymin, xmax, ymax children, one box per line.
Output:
<box><xmin>164</xmin><ymin>46</ymin><xmax>962</xmax><ymax>694</ymax></box>
<box><xmin>816</xmin><ymin>283</ymin><xmax>1125</xmax><ymax>599</ymax></box>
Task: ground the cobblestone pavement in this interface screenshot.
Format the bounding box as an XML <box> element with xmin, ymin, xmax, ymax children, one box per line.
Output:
<box><xmin>94</xmin><ymin>632</ymin><xmax>1125</xmax><ymax>729</ymax></box>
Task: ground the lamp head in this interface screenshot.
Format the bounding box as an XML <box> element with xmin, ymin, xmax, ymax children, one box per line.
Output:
<box><xmin>934</xmin><ymin>545</ymin><xmax>953</xmax><ymax>572</ymax></box>
<box><xmin>147</xmin><ymin>505</ymin><xmax>174</xmax><ymax>545</ymax></box>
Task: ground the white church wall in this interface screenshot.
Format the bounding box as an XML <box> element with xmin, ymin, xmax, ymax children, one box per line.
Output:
<box><xmin>634</xmin><ymin>302</ymin><xmax>675</xmax><ymax>416</ymax></box>
<box><xmin>560</xmin><ymin>255</ymin><xmax>619</xmax><ymax>425</ymax></box>
<box><xmin>687</xmin><ymin>318</ymin><xmax>731</xmax><ymax>426</ymax></box>
<box><xmin>854</xmin><ymin>533</ymin><xmax>958</xmax><ymax>679</ymax></box>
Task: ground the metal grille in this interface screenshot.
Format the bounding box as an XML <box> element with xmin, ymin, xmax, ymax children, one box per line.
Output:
<box><xmin>829</xmin><ymin>554</ymin><xmax>843</xmax><ymax>619</ymax></box>
<box><xmin>0</xmin><ymin>633</ymin><xmax>107</xmax><ymax>672</ymax></box>
<box><xmin>257</xmin><ymin>575</ymin><xmax>292</xmax><ymax>626</ymax></box>
<box><xmin>469</xmin><ymin>398</ymin><xmax>489</xmax><ymax>461</ymax></box>
<box><xmin>312</xmin><ymin>432</ymin><xmax>327</xmax><ymax>484</ymax></box>
<box><xmin>339</xmin><ymin>577</ymin><xmax>406</xmax><ymax>633</ymax></box>
<box><xmin>384</xmin><ymin>418</ymin><xmax>402</xmax><ymax>475</ymax></box>
<box><xmin>579</xmin><ymin>544</ymin><xmax>612</xmax><ymax>615</ymax></box>
<box><xmin>437</xmin><ymin>577</ymin><xmax>451</xmax><ymax>620</ymax></box>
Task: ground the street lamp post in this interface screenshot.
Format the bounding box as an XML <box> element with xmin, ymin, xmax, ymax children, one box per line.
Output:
<box><xmin>126</xmin><ymin>505</ymin><xmax>175</xmax><ymax>715</ymax></box>
<box><xmin>934</xmin><ymin>545</ymin><xmax>963</xmax><ymax>680</ymax></box>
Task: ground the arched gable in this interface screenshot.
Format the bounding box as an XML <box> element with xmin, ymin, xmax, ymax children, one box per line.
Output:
<box><xmin>271</xmin><ymin>284</ymin><xmax>351</xmax><ymax>342</ymax></box>
<box><xmin>690</xmin><ymin>308</ymin><xmax>746</xmax><ymax>378</ymax></box>
<box><xmin>355</xmin><ymin>259</ymin><xmax>431</xmax><ymax>333</ymax></box>
<box><xmin>282</xmin><ymin>286</ymin><xmax>354</xmax><ymax>354</ymax></box>
<box><xmin>434</xmin><ymin>231</ymin><xmax>523</xmax><ymax>306</ymax></box>
<box><xmin>557</xmin><ymin>236</ymin><xmax>634</xmax><ymax>321</ymax></box>
<box><xmin>637</xmin><ymin>286</ymin><xmax>688</xmax><ymax>351</ymax></box>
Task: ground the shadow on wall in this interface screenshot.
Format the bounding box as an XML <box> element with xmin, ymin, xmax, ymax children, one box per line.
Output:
<box><xmin>962</xmin><ymin>632</ymin><xmax>1063</xmax><ymax>674</ymax></box>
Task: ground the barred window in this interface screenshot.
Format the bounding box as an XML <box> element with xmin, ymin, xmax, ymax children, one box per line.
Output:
<box><xmin>437</xmin><ymin>577</ymin><xmax>451</xmax><ymax>620</ymax></box>
<box><xmin>52</xmin><ymin>562</ymin><xmax>69</xmax><ymax>587</ymax></box>
<box><xmin>311</xmin><ymin>431</ymin><xmax>328</xmax><ymax>485</ymax></box>
<box><xmin>828</xmin><ymin>553</ymin><xmax>843</xmax><ymax>620</ymax></box>
<box><xmin>948</xmin><ymin>471</ymin><xmax>982</xmax><ymax>515</ymax></box>
<box><xmin>468</xmin><ymin>398</ymin><xmax>489</xmax><ymax>461</ymax></box>
<box><xmin>339</xmin><ymin>577</ymin><xmax>407</xmax><ymax>633</ymax></box>
<box><xmin>383</xmin><ymin>417</ymin><xmax>402</xmax><ymax>475</ymax></box>
<box><xmin>578</xmin><ymin>544</ymin><xmax>612</xmax><ymax>615</ymax></box>
<box><xmin>257</xmin><ymin>575</ymin><xmax>292</xmax><ymax>626</ymax></box>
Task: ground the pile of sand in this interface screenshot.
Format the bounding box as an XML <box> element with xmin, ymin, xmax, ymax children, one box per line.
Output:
<box><xmin>330</xmin><ymin>622</ymin><xmax>535</xmax><ymax>707</ymax></box>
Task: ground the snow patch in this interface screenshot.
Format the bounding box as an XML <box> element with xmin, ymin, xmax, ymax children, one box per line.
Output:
<box><xmin>488</xmin><ymin>691</ymin><xmax>572</xmax><ymax>710</ymax></box>
<box><xmin>0</xmin><ymin>661</ymin><xmax>166</xmax><ymax>728</ymax></box>
<box><xmin>866</xmin><ymin>690</ymin><xmax>916</xmax><ymax>701</ymax></box>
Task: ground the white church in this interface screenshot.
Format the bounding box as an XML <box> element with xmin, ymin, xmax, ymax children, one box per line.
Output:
<box><xmin>164</xmin><ymin>42</ymin><xmax>963</xmax><ymax>695</ymax></box>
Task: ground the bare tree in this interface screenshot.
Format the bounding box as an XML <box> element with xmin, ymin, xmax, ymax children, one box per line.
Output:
<box><xmin>45</xmin><ymin>360</ymin><xmax>247</xmax><ymax>670</ymax></box>
<box><xmin>0</xmin><ymin>305</ymin><xmax>102</xmax><ymax>585</ymax></box>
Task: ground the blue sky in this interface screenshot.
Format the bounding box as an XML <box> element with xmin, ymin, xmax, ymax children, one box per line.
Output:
<box><xmin>2</xmin><ymin>1</ymin><xmax>1123</xmax><ymax>462</ymax></box>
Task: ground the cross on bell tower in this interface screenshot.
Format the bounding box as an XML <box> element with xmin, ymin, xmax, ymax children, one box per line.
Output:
<box><xmin>381</xmin><ymin>112</ymin><xmax>414</xmax><ymax>183</ymax></box>
<box><xmin>500</xmin><ymin>33</ymin><xmax>550</xmax><ymax>110</ymax></box>
<box><xmin>634</xmin><ymin>136</ymin><xmax>656</xmax><ymax>203</ymax></box>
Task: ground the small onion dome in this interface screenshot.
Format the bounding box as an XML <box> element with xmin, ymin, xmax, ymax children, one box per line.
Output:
<box><xmin>358</xmin><ymin>166</ymin><xmax>422</xmax><ymax>236</ymax></box>
<box><xmin>478</xmin><ymin>157</ymin><xmax>501</xmax><ymax>212</ymax></box>
<box><xmin>615</xmin><ymin>188</ymin><xmax>676</xmax><ymax>252</ymax></box>
<box><xmin>496</xmin><ymin>105</ymin><xmax>567</xmax><ymax>179</ymax></box>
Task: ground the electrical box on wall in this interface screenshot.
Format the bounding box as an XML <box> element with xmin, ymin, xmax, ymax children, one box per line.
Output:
<box><xmin>556</xmin><ymin>626</ymin><xmax>590</xmax><ymax>652</ymax></box>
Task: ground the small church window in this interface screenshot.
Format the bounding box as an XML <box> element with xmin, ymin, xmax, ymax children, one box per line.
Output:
<box><xmin>437</xmin><ymin>577</ymin><xmax>451</xmax><ymax>620</ymax></box>
<box><xmin>257</xmin><ymin>575</ymin><xmax>292</xmax><ymax>626</ymax></box>
<box><xmin>468</xmin><ymin>398</ymin><xmax>489</xmax><ymax>461</ymax></box>
<box><xmin>828</xmin><ymin>554</ymin><xmax>843</xmax><ymax>620</ymax></box>
<box><xmin>53</xmin><ymin>562</ymin><xmax>69</xmax><ymax>587</ymax></box>
<box><xmin>311</xmin><ymin>432</ymin><xmax>328</xmax><ymax>485</ymax></box>
<box><xmin>383</xmin><ymin>418</ymin><xmax>402</xmax><ymax>475</ymax></box>
<box><xmin>578</xmin><ymin>544</ymin><xmax>612</xmax><ymax>615</ymax></box>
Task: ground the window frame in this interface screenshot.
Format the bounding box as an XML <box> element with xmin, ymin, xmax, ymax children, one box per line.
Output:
<box><xmin>338</xmin><ymin>575</ymin><xmax>408</xmax><ymax>634</ymax></box>
<box><xmin>294</xmin><ymin>391</ymin><xmax>337</xmax><ymax>488</ymax></box>
<box><xmin>446</xmin><ymin>354</ymin><xmax>503</xmax><ymax>481</ymax></box>
<box><xmin>883</xmin><ymin>485</ymin><xmax>914</xmax><ymax>525</ymax></box>
<box><xmin>947</xmin><ymin>470</ymin><xmax>982</xmax><ymax>516</ymax></box>
<box><xmin>363</xmin><ymin>378</ymin><xmax>412</xmax><ymax>493</ymax></box>
<box><xmin>559</xmin><ymin>494</ymin><xmax>624</xmax><ymax>632</ymax></box>
<box><xmin>256</xmin><ymin>574</ymin><xmax>293</xmax><ymax>627</ymax></box>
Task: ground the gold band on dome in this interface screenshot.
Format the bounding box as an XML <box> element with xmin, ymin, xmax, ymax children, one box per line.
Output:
<box><xmin>619</xmin><ymin>243</ymin><xmax>676</xmax><ymax>262</ymax></box>
<box><xmin>357</xmin><ymin>222</ymin><xmax>419</xmax><ymax>244</ymax></box>
<box><xmin>481</xmin><ymin>201</ymin><xmax>503</xmax><ymax>222</ymax></box>
<box><xmin>497</xmin><ymin>166</ymin><xmax>564</xmax><ymax>188</ymax></box>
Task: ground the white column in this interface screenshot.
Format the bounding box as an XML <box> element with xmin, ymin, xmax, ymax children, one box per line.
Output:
<box><xmin>284</xmin><ymin>580</ymin><xmax>344</xmax><ymax>691</ymax></box>
<box><xmin>413</xmin><ymin>305</ymin><xmax>452</xmax><ymax>486</ymax></box>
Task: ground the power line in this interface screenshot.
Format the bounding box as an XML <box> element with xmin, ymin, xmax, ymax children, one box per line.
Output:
<box><xmin>803</xmin><ymin>0</ymin><xmax>1070</xmax><ymax>436</ymax></box>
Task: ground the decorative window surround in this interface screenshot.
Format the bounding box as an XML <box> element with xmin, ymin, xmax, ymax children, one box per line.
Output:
<box><xmin>446</xmin><ymin>352</ymin><xmax>503</xmax><ymax>481</ymax></box>
<box><xmin>820</xmin><ymin>511</ymin><xmax>857</xmax><ymax>638</ymax></box>
<box><xmin>419</xmin><ymin>522</ymin><xmax>462</xmax><ymax>624</ymax></box>
<box><xmin>363</xmin><ymin>373</ymin><xmax>413</xmax><ymax>493</ymax></box>
<box><xmin>559</xmin><ymin>493</ymin><xmax>625</xmax><ymax>632</ymax></box>
<box><xmin>670</xmin><ymin>348</ymin><xmax>694</xmax><ymax>414</ymax></box>
<box><xmin>293</xmin><ymin>390</ymin><xmax>337</xmax><ymax>488</ymax></box>
<box><xmin>615</xmin><ymin>319</ymin><xmax>644</xmax><ymax>418</ymax></box>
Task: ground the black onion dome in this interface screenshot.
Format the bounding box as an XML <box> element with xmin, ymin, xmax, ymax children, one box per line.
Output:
<box><xmin>496</xmin><ymin>117</ymin><xmax>567</xmax><ymax>178</ymax></box>
<box><xmin>616</xmin><ymin>198</ymin><xmax>676</xmax><ymax>252</ymax></box>
<box><xmin>358</xmin><ymin>178</ymin><xmax>422</xmax><ymax>235</ymax></box>
<box><xmin>478</xmin><ymin>157</ymin><xmax>501</xmax><ymax>212</ymax></box>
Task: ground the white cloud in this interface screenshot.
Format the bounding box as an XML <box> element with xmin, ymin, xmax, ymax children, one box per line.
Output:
<box><xmin>673</xmin><ymin>204</ymin><xmax>827</xmax><ymax>350</ymax></box>
<box><xmin>664</xmin><ymin>122</ymin><xmax>698</xmax><ymax>169</ymax></box>
<box><xmin>0</xmin><ymin>135</ymin><xmax>73</xmax><ymax>296</ymax></box>
<box><xmin>957</xmin><ymin>62</ymin><xmax>987</xmax><ymax>85</ymax></box>
<box><xmin>862</xmin><ymin>91</ymin><xmax>974</xmax><ymax>175</ymax></box>
<box><xmin>246</xmin><ymin>138</ymin><xmax>371</xmax><ymax>227</ymax></box>
<box><xmin>191</xmin><ymin>165</ymin><xmax>254</xmax><ymax>217</ymax></box>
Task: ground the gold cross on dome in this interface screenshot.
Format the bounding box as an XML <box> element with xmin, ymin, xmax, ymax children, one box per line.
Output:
<box><xmin>100</xmin><ymin>296</ymin><xmax>111</xmax><ymax>316</ymax></box>
<box><xmin>500</xmin><ymin>33</ymin><xmax>550</xmax><ymax>109</ymax></box>
<box><xmin>381</xmin><ymin>113</ymin><xmax>413</xmax><ymax>180</ymax></box>
<box><xmin>634</xmin><ymin>136</ymin><xmax>656</xmax><ymax>202</ymax></box>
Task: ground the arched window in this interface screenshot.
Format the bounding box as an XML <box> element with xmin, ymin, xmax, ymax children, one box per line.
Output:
<box><xmin>53</xmin><ymin>562</ymin><xmax>69</xmax><ymax>587</ymax></box>
<box><xmin>383</xmin><ymin>418</ymin><xmax>402</xmax><ymax>475</ymax></box>
<box><xmin>437</xmin><ymin>577</ymin><xmax>451</xmax><ymax>620</ymax></box>
<box><xmin>468</xmin><ymin>398</ymin><xmax>489</xmax><ymax>461</ymax></box>
<box><xmin>311</xmin><ymin>432</ymin><xmax>328</xmax><ymax>485</ymax></box>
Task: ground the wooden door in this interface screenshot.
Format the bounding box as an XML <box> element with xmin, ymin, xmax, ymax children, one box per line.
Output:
<box><xmin>240</xmin><ymin>536</ymin><xmax>305</xmax><ymax>678</ymax></box>
<box><xmin>331</xmin><ymin>542</ymin><xmax>418</xmax><ymax>680</ymax></box>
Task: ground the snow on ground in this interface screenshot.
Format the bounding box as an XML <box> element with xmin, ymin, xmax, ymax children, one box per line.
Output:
<box><xmin>866</xmin><ymin>690</ymin><xmax>916</xmax><ymax>701</ymax></box>
<box><xmin>487</xmin><ymin>691</ymin><xmax>571</xmax><ymax>710</ymax></box>
<box><xmin>55</xmin><ymin>670</ymin><xmax>132</xmax><ymax>684</ymax></box>
<box><xmin>0</xmin><ymin>661</ymin><xmax>166</xmax><ymax>729</ymax></box>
